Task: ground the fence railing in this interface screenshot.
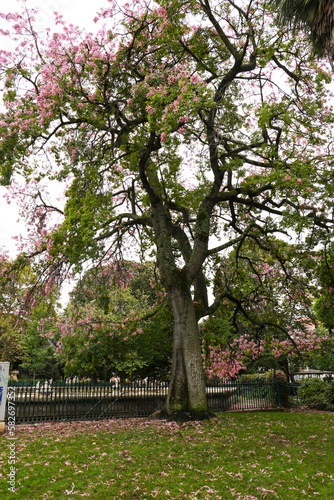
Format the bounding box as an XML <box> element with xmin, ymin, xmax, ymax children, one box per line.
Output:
<box><xmin>4</xmin><ymin>379</ymin><xmax>284</xmax><ymax>423</ymax></box>
<box><xmin>206</xmin><ymin>379</ymin><xmax>284</xmax><ymax>412</ymax></box>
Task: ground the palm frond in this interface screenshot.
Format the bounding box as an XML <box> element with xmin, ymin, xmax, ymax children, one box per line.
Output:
<box><xmin>271</xmin><ymin>0</ymin><xmax>334</xmax><ymax>61</ymax></box>
<box><xmin>271</xmin><ymin>0</ymin><xmax>325</xmax><ymax>26</ymax></box>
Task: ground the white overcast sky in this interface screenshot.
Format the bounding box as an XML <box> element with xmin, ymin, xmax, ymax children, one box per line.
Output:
<box><xmin>0</xmin><ymin>0</ymin><xmax>111</xmax><ymax>256</ymax></box>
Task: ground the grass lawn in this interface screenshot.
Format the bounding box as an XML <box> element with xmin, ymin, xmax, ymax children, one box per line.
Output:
<box><xmin>0</xmin><ymin>410</ymin><xmax>333</xmax><ymax>499</ymax></box>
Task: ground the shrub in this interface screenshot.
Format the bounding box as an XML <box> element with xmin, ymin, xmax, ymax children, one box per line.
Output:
<box><xmin>325</xmin><ymin>381</ymin><xmax>334</xmax><ymax>408</ymax></box>
<box><xmin>240</xmin><ymin>370</ymin><xmax>287</xmax><ymax>383</ymax></box>
<box><xmin>297</xmin><ymin>378</ymin><xmax>328</xmax><ymax>410</ymax></box>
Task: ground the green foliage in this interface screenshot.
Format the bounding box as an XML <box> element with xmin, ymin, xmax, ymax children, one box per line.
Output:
<box><xmin>0</xmin><ymin>259</ymin><xmax>36</xmax><ymax>367</ymax></box>
<box><xmin>247</xmin><ymin>352</ymin><xmax>289</xmax><ymax>376</ymax></box>
<box><xmin>314</xmin><ymin>244</ymin><xmax>334</xmax><ymax>330</ymax></box>
<box><xmin>201</xmin><ymin>315</ymin><xmax>233</xmax><ymax>359</ymax></box>
<box><xmin>58</xmin><ymin>262</ymin><xmax>173</xmax><ymax>380</ymax></box>
<box><xmin>0</xmin><ymin>317</ymin><xmax>22</xmax><ymax>366</ymax></box>
<box><xmin>0</xmin><ymin>256</ymin><xmax>62</xmax><ymax>377</ymax></box>
<box><xmin>240</xmin><ymin>370</ymin><xmax>288</xmax><ymax>386</ymax></box>
<box><xmin>1</xmin><ymin>0</ymin><xmax>334</xmax><ymax>410</ymax></box>
<box><xmin>299</xmin><ymin>345</ymin><xmax>334</xmax><ymax>372</ymax></box>
<box><xmin>202</xmin><ymin>239</ymin><xmax>320</xmax><ymax>375</ymax></box>
<box><xmin>239</xmin><ymin>370</ymin><xmax>286</xmax><ymax>382</ymax></box>
<box><xmin>297</xmin><ymin>378</ymin><xmax>333</xmax><ymax>410</ymax></box>
<box><xmin>217</xmin><ymin>238</ymin><xmax>314</xmax><ymax>330</ymax></box>
<box><xmin>20</xmin><ymin>303</ymin><xmax>62</xmax><ymax>382</ymax></box>
<box><xmin>325</xmin><ymin>380</ymin><xmax>334</xmax><ymax>405</ymax></box>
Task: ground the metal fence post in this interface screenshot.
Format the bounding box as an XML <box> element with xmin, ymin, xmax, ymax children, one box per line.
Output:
<box><xmin>276</xmin><ymin>377</ymin><xmax>282</xmax><ymax>408</ymax></box>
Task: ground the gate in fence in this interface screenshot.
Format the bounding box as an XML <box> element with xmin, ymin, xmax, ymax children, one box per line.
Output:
<box><xmin>4</xmin><ymin>379</ymin><xmax>285</xmax><ymax>423</ymax></box>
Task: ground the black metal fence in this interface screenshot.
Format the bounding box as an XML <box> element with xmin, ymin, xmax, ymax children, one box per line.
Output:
<box><xmin>207</xmin><ymin>379</ymin><xmax>284</xmax><ymax>412</ymax></box>
<box><xmin>4</xmin><ymin>379</ymin><xmax>285</xmax><ymax>423</ymax></box>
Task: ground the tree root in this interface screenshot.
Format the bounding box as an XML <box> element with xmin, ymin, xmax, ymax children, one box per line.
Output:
<box><xmin>150</xmin><ymin>409</ymin><xmax>215</xmax><ymax>422</ymax></box>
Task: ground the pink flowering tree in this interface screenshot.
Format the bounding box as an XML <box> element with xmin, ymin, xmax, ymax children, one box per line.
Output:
<box><xmin>204</xmin><ymin>321</ymin><xmax>333</xmax><ymax>380</ymax></box>
<box><xmin>0</xmin><ymin>253</ymin><xmax>26</xmax><ymax>366</ymax></box>
<box><xmin>202</xmin><ymin>240</ymin><xmax>333</xmax><ymax>380</ymax></box>
<box><xmin>57</xmin><ymin>261</ymin><xmax>173</xmax><ymax>381</ymax></box>
<box><xmin>1</xmin><ymin>0</ymin><xmax>334</xmax><ymax>418</ymax></box>
<box><xmin>0</xmin><ymin>252</ymin><xmax>60</xmax><ymax>371</ymax></box>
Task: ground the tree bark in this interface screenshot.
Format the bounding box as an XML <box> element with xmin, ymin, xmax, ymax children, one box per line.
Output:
<box><xmin>149</xmin><ymin>195</ymin><xmax>210</xmax><ymax>420</ymax></box>
<box><xmin>166</xmin><ymin>285</ymin><xmax>209</xmax><ymax>419</ymax></box>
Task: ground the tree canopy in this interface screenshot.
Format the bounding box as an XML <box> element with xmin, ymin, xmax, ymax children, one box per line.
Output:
<box><xmin>201</xmin><ymin>239</ymin><xmax>326</xmax><ymax>379</ymax></box>
<box><xmin>0</xmin><ymin>255</ymin><xmax>60</xmax><ymax>373</ymax></box>
<box><xmin>1</xmin><ymin>0</ymin><xmax>334</xmax><ymax>418</ymax></box>
<box><xmin>57</xmin><ymin>261</ymin><xmax>173</xmax><ymax>381</ymax></box>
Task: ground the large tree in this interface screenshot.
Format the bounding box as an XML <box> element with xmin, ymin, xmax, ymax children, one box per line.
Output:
<box><xmin>0</xmin><ymin>254</ymin><xmax>33</xmax><ymax>367</ymax></box>
<box><xmin>0</xmin><ymin>0</ymin><xmax>334</xmax><ymax>418</ymax></box>
<box><xmin>19</xmin><ymin>300</ymin><xmax>62</xmax><ymax>382</ymax></box>
<box><xmin>201</xmin><ymin>239</ymin><xmax>321</xmax><ymax>379</ymax></box>
<box><xmin>0</xmin><ymin>253</ymin><xmax>61</xmax><ymax>375</ymax></box>
<box><xmin>57</xmin><ymin>262</ymin><xmax>173</xmax><ymax>381</ymax></box>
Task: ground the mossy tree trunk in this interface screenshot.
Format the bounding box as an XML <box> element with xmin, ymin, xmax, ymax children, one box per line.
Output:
<box><xmin>150</xmin><ymin>197</ymin><xmax>210</xmax><ymax>420</ymax></box>
<box><xmin>166</xmin><ymin>284</ymin><xmax>208</xmax><ymax>419</ymax></box>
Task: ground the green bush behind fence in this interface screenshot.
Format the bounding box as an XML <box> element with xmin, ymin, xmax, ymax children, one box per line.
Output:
<box><xmin>4</xmin><ymin>379</ymin><xmax>285</xmax><ymax>423</ymax></box>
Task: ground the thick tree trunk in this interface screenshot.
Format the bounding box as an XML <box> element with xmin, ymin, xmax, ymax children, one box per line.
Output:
<box><xmin>149</xmin><ymin>201</ymin><xmax>210</xmax><ymax>420</ymax></box>
<box><xmin>166</xmin><ymin>286</ymin><xmax>209</xmax><ymax>419</ymax></box>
